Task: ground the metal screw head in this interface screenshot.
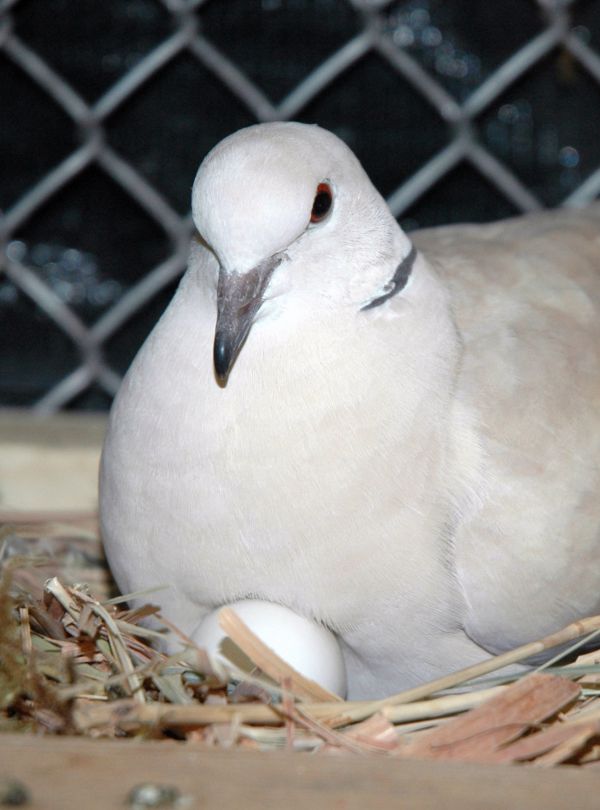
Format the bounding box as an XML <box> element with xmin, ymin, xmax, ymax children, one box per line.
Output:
<box><xmin>127</xmin><ymin>783</ymin><xmax>181</xmax><ymax>808</ymax></box>
<box><xmin>0</xmin><ymin>779</ymin><xmax>30</xmax><ymax>807</ymax></box>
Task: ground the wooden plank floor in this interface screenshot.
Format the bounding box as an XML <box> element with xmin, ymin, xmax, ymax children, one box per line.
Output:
<box><xmin>1</xmin><ymin>734</ymin><xmax>600</xmax><ymax>809</ymax></box>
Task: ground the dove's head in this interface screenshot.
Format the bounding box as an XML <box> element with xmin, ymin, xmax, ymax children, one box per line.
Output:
<box><xmin>192</xmin><ymin>122</ymin><xmax>407</xmax><ymax>386</ymax></box>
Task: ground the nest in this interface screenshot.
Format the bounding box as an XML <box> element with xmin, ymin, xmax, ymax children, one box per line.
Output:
<box><xmin>1</xmin><ymin>518</ymin><xmax>600</xmax><ymax>765</ymax></box>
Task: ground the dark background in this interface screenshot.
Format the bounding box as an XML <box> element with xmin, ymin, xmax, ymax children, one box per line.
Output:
<box><xmin>2</xmin><ymin>0</ymin><xmax>599</xmax><ymax>409</ymax></box>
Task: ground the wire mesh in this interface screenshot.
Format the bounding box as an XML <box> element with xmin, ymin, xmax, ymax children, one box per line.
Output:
<box><xmin>1</xmin><ymin>0</ymin><xmax>599</xmax><ymax>413</ymax></box>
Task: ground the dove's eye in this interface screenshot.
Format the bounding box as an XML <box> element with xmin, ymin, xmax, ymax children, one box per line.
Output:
<box><xmin>310</xmin><ymin>183</ymin><xmax>333</xmax><ymax>223</ymax></box>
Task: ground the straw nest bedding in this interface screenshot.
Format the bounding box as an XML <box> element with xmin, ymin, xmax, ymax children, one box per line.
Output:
<box><xmin>1</xmin><ymin>518</ymin><xmax>600</xmax><ymax>766</ymax></box>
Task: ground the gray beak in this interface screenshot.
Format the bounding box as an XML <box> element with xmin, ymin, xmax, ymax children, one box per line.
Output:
<box><xmin>213</xmin><ymin>254</ymin><xmax>282</xmax><ymax>387</ymax></box>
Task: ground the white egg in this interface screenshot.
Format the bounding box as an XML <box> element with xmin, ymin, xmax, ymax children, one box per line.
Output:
<box><xmin>191</xmin><ymin>599</ymin><xmax>347</xmax><ymax>698</ymax></box>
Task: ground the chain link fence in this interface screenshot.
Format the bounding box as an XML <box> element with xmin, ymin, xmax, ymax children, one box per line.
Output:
<box><xmin>1</xmin><ymin>0</ymin><xmax>599</xmax><ymax>413</ymax></box>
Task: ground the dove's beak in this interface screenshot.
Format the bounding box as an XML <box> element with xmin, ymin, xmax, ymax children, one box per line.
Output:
<box><xmin>213</xmin><ymin>255</ymin><xmax>282</xmax><ymax>387</ymax></box>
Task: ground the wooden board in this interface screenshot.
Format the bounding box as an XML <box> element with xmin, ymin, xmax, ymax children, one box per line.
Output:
<box><xmin>1</xmin><ymin>733</ymin><xmax>600</xmax><ymax>809</ymax></box>
<box><xmin>0</xmin><ymin>408</ymin><xmax>106</xmax><ymax>518</ymax></box>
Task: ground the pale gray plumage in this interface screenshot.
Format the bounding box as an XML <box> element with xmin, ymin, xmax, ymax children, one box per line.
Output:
<box><xmin>99</xmin><ymin>122</ymin><xmax>600</xmax><ymax>699</ymax></box>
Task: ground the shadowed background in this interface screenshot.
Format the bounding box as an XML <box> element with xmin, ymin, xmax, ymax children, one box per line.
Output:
<box><xmin>2</xmin><ymin>0</ymin><xmax>599</xmax><ymax>411</ymax></box>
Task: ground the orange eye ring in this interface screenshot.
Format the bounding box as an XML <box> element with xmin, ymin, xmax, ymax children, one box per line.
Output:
<box><xmin>310</xmin><ymin>182</ymin><xmax>333</xmax><ymax>223</ymax></box>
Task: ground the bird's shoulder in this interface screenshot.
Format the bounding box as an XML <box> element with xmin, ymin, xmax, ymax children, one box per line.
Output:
<box><xmin>412</xmin><ymin>204</ymin><xmax>600</xmax><ymax>284</ymax></box>
<box><xmin>412</xmin><ymin>205</ymin><xmax>600</xmax><ymax>327</ymax></box>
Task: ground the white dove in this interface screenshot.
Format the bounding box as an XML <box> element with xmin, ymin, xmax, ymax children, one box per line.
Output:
<box><xmin>100</xmin><ymin>122</ymin><xmax>600</xmax><ymax>699</ymax></box>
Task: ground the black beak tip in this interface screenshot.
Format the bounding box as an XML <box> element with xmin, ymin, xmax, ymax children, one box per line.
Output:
<box><xmin>213</xmin><ymin>335</ymin><xmax>231</xmax><ymax>388</ymax></box>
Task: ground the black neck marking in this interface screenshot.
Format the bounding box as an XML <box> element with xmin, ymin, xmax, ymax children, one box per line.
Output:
<box><xmin>360</xmin><ymin>244</ymin><xmax>417</xmax><ymax>312</ymax></box>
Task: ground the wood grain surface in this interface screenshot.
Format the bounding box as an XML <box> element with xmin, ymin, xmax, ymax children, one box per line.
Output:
<box><xmin>1</xmin><ymin>733</ymin><xmax>600</xmax><ymax>809</ymax></box>
<box><xmin>0</xmin><ymin>408</ymin><xmax>106</xmax><ymax>516</ymax></box>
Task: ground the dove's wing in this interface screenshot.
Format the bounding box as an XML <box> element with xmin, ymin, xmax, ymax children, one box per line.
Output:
<box><xmin>415</xmin><ymin>207</ymin><xmax>600</xmax><ymax>652</ymax></box>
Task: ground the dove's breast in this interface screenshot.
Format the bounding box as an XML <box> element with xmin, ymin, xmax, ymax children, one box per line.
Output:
<box><xmin>100</xmin><ymin>253</ymin><xmax>470</xmax><ymax>638</ymax></box>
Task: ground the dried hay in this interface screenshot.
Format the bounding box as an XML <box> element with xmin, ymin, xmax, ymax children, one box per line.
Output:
<box><xmin>1</xmin><ymin>517</ymin><xmax>600</xmax><ymax>765</ymax></box>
